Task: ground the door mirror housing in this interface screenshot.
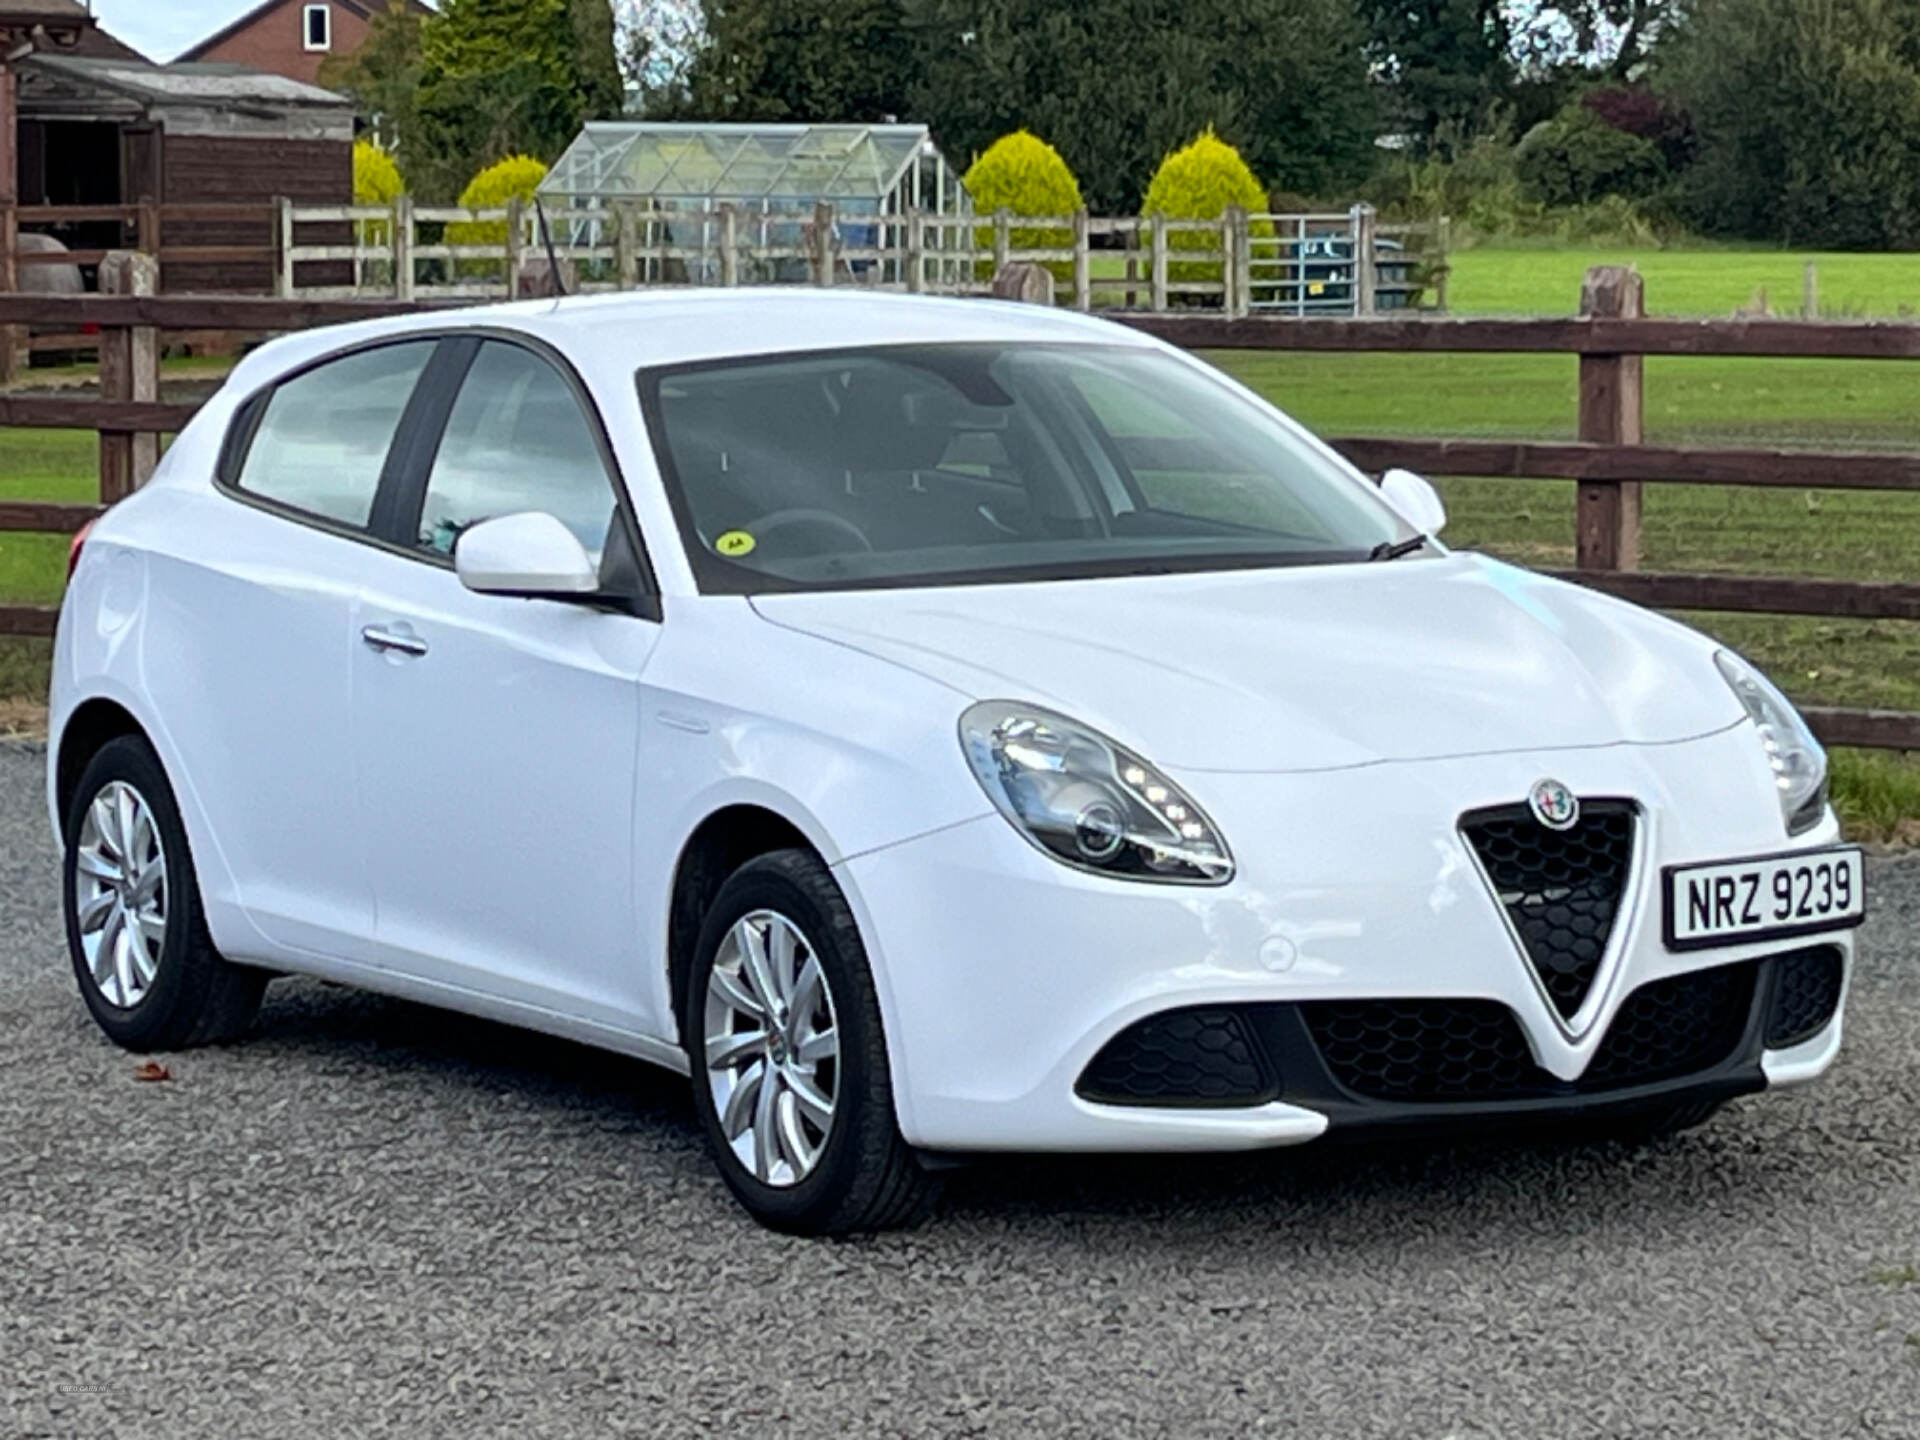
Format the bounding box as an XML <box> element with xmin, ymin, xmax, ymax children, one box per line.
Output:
<box><xmin>1378</xmin><ymin>468</ymin><xmax>1448</xmax><ymax>537</ymax></box>
<box><xmin>454</xmin><ymin>512</ymin><xmax>601</xmax><ymax>597</ymax></box>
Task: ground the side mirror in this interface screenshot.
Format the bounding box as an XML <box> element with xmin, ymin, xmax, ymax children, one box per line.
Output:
<box><xmin>1378</xmin><ymin>468</ymin><xmax>1448</xmax><ymax>537</ymax></box>
<box><xmin>454</xmin><ymin>512</ymin><xmax>600</xmax><ymax>597</ymax></box>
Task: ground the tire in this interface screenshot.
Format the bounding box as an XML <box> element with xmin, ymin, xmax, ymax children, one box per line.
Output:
<box><xmin>62</xmin><ymin>735</ymin><xmax>266</xmax><ymax>1052</ymax></box>
<box><xmin>685</xmin><ymin>848</ymin><xmax>940</xmax><ymax>1234</ymax></box>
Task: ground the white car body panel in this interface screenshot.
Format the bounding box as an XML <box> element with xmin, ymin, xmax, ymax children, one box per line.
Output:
<box><xmin>751</xmin><ymin>555</ymin><xmax>1743</xmax><ymax>773</ymax></box>
<box><xmin>47</xmin><ymin>290</ymin><xmax>1856</xmax><ymax>1159</ymax></box>
<box><xmin>352</xmin><ymin>549</ymin><xmax>662</xmax><ymax>1028</ymax></box>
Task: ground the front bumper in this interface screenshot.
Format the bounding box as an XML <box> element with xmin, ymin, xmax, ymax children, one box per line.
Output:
<box><xmin>838</xmin><ymin>724</ymin><xmax>1855</xmax><ymax>1153</ymax></box>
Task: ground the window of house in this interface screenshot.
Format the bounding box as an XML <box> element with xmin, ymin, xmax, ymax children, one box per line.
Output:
<box><xmin>303</xmin><ymin>3</ymin><xmax>331</xmax><ymax>52</ymax></box>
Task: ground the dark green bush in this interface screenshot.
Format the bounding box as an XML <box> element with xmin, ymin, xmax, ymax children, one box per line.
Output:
<box><xmin>1663</xmin><ymin>0</ymin><xmax>1920</xmax><ymax>250</ymax></box>
<box><xmin>1515</xmin><ymin>105</ymin><xmax>1667</xmax><ymax>208</ymax></box>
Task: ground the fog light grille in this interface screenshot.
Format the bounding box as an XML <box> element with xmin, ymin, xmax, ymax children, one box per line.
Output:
<box><xmin>1765</xmin><ymin>946</ymin><xmax>1844</xmax><ymax>1049</ymax></box>
<box><xmin>1077</xmin><ymin>1008</ymin><xmax>1274</xmax><ymax>1108</ymax></box>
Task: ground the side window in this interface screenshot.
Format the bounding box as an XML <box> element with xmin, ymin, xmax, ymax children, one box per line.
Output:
<box><xmin>418</xmin><ymin>342</ymin><xmax>618</xmax><ymax>559</ymax></box>
<box><xmin>233</xmin><ymin>341</ymin><xmax>436</xmax><ymax>529</ymax></box>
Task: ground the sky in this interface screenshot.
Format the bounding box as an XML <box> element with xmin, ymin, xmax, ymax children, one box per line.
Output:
<box><xmin>88</xmin><ymin>0</ymin><xmax>241</xmax><ymax>63</ymax></box>
<box><xmin>81</xmin><ymin>2</ymin><xmax>685</xmax><ymax>73</ymax></box>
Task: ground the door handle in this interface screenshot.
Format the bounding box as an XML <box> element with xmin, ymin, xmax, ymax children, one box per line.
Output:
<box><xmin>361</xmin><ymin>625</ymin><xmax>428</xmax><ymax>658</ymax></box>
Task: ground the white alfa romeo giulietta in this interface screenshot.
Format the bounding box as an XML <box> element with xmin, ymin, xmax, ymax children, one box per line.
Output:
<box><xmin>48</xmin><ymin>292</ymin><xmax>1863</xmax><ymax>1232</ymax></box>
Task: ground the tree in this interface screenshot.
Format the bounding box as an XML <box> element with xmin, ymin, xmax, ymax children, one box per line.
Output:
<box><xmin>1660</xmin><ymin>0</ymin><xmax>1920</xmax><ymax>249</ymax></box>
<box><xmin>914</xmin><ymin>0</ymin><xmax>1378</xmax><ymax>213</ymax></box>
<box><xmin>1523</xmin><ymin>1</ymin><xmax>1675</xmax><ymax>82</ymax></box>
<box><xmin>618</xmin><ymin>0</ymin><xmax>706</xmax><ymax>105</ymax></box>
<box><xmin>1358</xmin><ymin>0</ymin><xmax>1516</xmax><ymax>154</ymax></box>
<box><xmin>1513</xmin><ymin>102</ymin><xmax>1665</xmax><ymax>205</ymax></box>
<box><xmin>1361</xmin><ymin>3</ymin><xmax>1681</xmax><ymax>153</ymax></box>
<box><xmin>667</xmin><ymin>0</ymin><xmax>921</xmax><ymax>123</ymax></box>
<box><xmin>411</xmin><ymin>0</ymin><xmax>626</xmax><ymax>199</ymax></box>
<box><xmin>317</xmin><ymin>0</ymin><xmax>426</xmax><ymax>153</ymax></box>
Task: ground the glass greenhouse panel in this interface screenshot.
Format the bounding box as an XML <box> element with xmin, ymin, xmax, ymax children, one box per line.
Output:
<box><xmin>540</xmin><ymin>122</ymin><xmax>966</xmax><ymax>211</ymax></box>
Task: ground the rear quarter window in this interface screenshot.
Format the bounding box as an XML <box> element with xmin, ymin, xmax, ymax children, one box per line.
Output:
<box><xmin>228</xmin><ymin>341</ymin><xmax>437</xmax><ymax>529</ymax></box>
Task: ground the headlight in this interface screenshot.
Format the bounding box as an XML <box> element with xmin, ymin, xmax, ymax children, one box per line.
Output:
<box><xmin>1715</xmin><ymin>650</ymin><xmax>1828</xmax><ymax>835</ymax></box>
<box><xmin>959</xmin><ymin>701</ymin><xmax>1234</xmax><ymax>884</ymax></box>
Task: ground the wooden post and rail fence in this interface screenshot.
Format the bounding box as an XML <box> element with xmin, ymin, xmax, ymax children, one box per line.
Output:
<box><xmin>0</xmin><ymin>262</ymin><xmax>1915</xmax><ymax>750</ymax></box>
<box><xmin>1</xmin><ymin>197</ymin><xmax>1446</xmax><ymax>314</ymax></box>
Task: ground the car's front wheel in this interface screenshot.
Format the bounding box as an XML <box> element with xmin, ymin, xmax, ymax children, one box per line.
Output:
<box><xmin>686</xmin><ymin>849</ymin><xmax>939</xmax><ymax>1234</ymax></box>
<box><xmin>62</xmin><ymin>735</ymin><xmax>266</xmax><ymax>1051</ymax></box>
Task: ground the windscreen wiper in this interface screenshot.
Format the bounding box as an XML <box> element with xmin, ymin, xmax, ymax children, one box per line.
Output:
<box><xmin>1369</xmin><ymin>534</ymin><xmax>1430</xmax><ymax>562</ymax></box>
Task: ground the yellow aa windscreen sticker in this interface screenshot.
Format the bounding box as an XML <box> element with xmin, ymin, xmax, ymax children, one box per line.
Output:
<box><xmin>715</xmin><ymin>530</ymin><xmax>757</xmax><ymax>558</ymax></box>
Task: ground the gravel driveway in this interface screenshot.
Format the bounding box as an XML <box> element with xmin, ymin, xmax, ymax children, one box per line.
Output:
<box><xmin>3</xmin><ymin>741</ymin><xmax>1918</xmax><ymax>1438</ymax></box>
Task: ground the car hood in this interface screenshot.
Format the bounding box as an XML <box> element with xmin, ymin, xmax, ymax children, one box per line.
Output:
<box><xmin>748</xmin><ymin>553</ymin><xmax>1745</xmax><ymax>774</ymax></box>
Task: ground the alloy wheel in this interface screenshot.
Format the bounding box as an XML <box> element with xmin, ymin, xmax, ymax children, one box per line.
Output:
<box><xmin>703</xmin><ymin>909</ymin><xmax>840</xmax><ymax>1187</ymax></box>
<box><xmin>73</xmin><ymin>780</ymin><xmax>168</xmax><ymax>1009</ymax></box>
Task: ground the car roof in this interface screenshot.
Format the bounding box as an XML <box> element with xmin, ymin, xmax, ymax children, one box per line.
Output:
<box><xmin>227</xmin><ymin>289</ymin><xmax>1159</xmax><ymax>394</ymax></box>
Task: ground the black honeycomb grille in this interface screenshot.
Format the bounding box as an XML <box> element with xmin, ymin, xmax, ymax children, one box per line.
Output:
<box><xmin>1583</xmin><ymin>962</ymin><xmax>1756</xmax><ymax>1086</ymax></box>
<box><xmin>1463</xmin><ymin>801</ymin><xmax>1637</xmax><ymax>1021</ymax></box>
<box><xmin>1766</xmin><ymin>946</ymin><xmax>1844</xmax><ymax>1048</ymax></box>
<box><xmin>1077</xmin><ymin>1008</ymin><xmax>1275</xmax><ymax>1108</ymax></box>
<box><xmin>1299</xmin><ymin>997</ymin><xmax>1538</xmax><ymax>1100</ymax></box>
<box><xmin>1301</xmin><ymin>962</ymin><xmax>1757</xmax><ymax>1103</ymax></box>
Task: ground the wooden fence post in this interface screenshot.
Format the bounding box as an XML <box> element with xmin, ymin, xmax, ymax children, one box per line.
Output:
<box><xmin>1803</xmin><ymin>261</ymin><xmax>1819</xmax><ymax>320</ymax></box>
<box><xmin>99</xmin><ymin>252</ymin><xmax>160</xmax><ymax>503</ymax></box>
<box><xmin>274</xmin><ymin>197</ymin><xmax>294</xmax><ymax>298</ymax></box>
<box><xmin>1434</xmin><ymin>216</ymin><xmax>1453</xmax><ymax>313</ymax></box>
<box><xmin>904</xmin><ymin>210</ymin><xmax>923</xmax><ymax>294</ymax></box>
<box><xmin>719</xmin><ymin>204</ymin><xmax>739</xmax><ymax>288</ymax></box>
<box><xmin>1577</xmin><ymin>265</ymin><xmax>1645</xmax><ymax>572</ymax></box>
<box><xmin>1351</xmin><ymin>203</ymin><xmax>1378</xmax><ymax>317</ymax></box>
<box><xmin>615</xmin><ymin>201</ymin><xmax>638</xmax><ymax>290</ymax></box>
<box><xmin>813</xmin><ymin>200</ymin><xmax>836</xmax><ymax>287</ymax></box>
<box><xmin>1072</xmin><ymin>210</ymin><xmax>1091</xmax><ymax>311</ymax></box>
<box><xmin>393</xmin><ymin>195</ymin><xmax>415</xmax><ymax>302</ymax></box>
<box><xmin>1221</xmin><ymin>208</ymin><xmax>1241</xmax><ymax>317</ymax></box>
<box><xmin>505</xmin><ymin>197</ymin><xmax>525</xmax><ymax>298</ymax></box>
<box><xmin>993</xmin><ymin>208</ymin><xmax>1011</xmax><ymax>279</ymax></box>
<box><xmin>1235</xmin><ymin>209</ymin><xmax>1254</xmax><ymax>319</ymax></box>
<box><xmin>0</xmin><ymin>58</ymin><xmax>18</xmax><ymax>383</ymax></box>
<box><xmin>136</xmin><ymin>200</ymin><xmax>161</xmax><ymax>263</ymax></box>
<box><xmin>1150</xmin><ymin>213</ymin><xmax>1169</xmax><ymax>311</ymax></box>
<box><xmin>0</xmin><ymin>200</ymin><xmax>19</xmax><ymax>384</ymax></box>
<box><xmin>1124</xmin><ymin>222</ymin><xmax>1140</xmax><ymax>309</ymax></box>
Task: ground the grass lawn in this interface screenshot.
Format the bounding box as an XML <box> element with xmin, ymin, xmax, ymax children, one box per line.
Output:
<box><xmin>1451</xmin><ymin>246</ymin><xmax>1920</xmax><ymax>319</ymax></box>
<box><xmin>2</xmin><ymin>260</ymin><xmax>1917</xmax><ymax>831</ymax></box>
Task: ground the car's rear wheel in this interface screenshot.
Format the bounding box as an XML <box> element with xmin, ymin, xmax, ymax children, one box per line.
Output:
<box><xmin>686</xmin><ymin>849</ymin><xmax>939</xmax><ymax>1234</ymax></box>
<box><xmin>63</xmin><ymin>735</ymin><xmax>266</xmax><ymax>1051</ymax></box>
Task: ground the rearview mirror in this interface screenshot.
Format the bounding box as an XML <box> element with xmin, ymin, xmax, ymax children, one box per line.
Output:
<box><xmin>454</xmin><ymin>512</ymin><xmax>600</xmax><ymax>597</ymax></box>
<box><xmin>1378</xmin><ymin>468</ymin><xmax>1448</xmax><ymax>537</ymax></box>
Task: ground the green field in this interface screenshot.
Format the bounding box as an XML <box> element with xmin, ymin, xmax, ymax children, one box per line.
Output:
<box><xmin>3</xmin><ymin>246</ymin><xmax>1918</xmax><ymax>828</ymax></box>
<box><xmin>1451</xmin><ymin>245</ymin><xmax>1920</xmax><ymax>319</ymax></box>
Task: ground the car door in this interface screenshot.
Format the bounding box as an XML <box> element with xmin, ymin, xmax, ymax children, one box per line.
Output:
<box><xmin>350</xmin><ymin>336</ymin><xmax>666</xmax><ymax>1031</ymax></box>
<box><xmin>160</xmin><ymin>337</ymin><xmax>441</xmax><ymax>957</ymax></box>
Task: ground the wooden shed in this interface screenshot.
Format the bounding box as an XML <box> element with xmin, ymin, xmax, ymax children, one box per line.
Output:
<box><xmin>13</xmin><ymin>51</ymin><xmax>354</xmax><ymax>291</ymax></box>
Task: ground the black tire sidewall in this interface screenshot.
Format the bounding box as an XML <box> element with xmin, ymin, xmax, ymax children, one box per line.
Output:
<box><xmin>685</xmin><ymin>853</ymin><xmax>894</xmax><ymax>1232</ymax></box>
<box><xmin>62</xmin><ymin>736</ymin><xmax>205</xmax><ymax>1049</ymax></box>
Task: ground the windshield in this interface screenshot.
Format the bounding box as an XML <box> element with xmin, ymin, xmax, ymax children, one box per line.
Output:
<box><xmin>638</xmin><ymin>342</ymin><xmax>1411</xmax><ymax>593</ymax></box>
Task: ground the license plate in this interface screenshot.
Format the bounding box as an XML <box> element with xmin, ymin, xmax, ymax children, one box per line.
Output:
<box><xmin>1664</xmin><ymin>846</ymin><xmax>1865</xmax><ymax>950</ymax></box>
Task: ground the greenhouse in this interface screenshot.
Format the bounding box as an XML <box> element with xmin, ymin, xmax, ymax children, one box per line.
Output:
<box><xmin>538</xmin><ymin>122</ymin><xmax>971</xmax><ymax>286</ymax></box>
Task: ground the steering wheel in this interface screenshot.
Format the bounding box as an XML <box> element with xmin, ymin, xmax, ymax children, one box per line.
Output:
<box><xmin>745</xmin><ymin>508</ymin><xmax>874</xmax><ymax>556</ymax></box>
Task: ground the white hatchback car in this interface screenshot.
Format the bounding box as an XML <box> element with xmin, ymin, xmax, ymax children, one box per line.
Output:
<box><xmin>50</xmin><ymin>292</ymin><xmax>1864</xmax><ymax>1232</ymax></box>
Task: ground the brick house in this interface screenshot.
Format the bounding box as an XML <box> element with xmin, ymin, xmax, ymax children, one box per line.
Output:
<box><xmin>176</xmin><ymin>0</ymin><xmax>435</xmax><ymax>89</ymax></box>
